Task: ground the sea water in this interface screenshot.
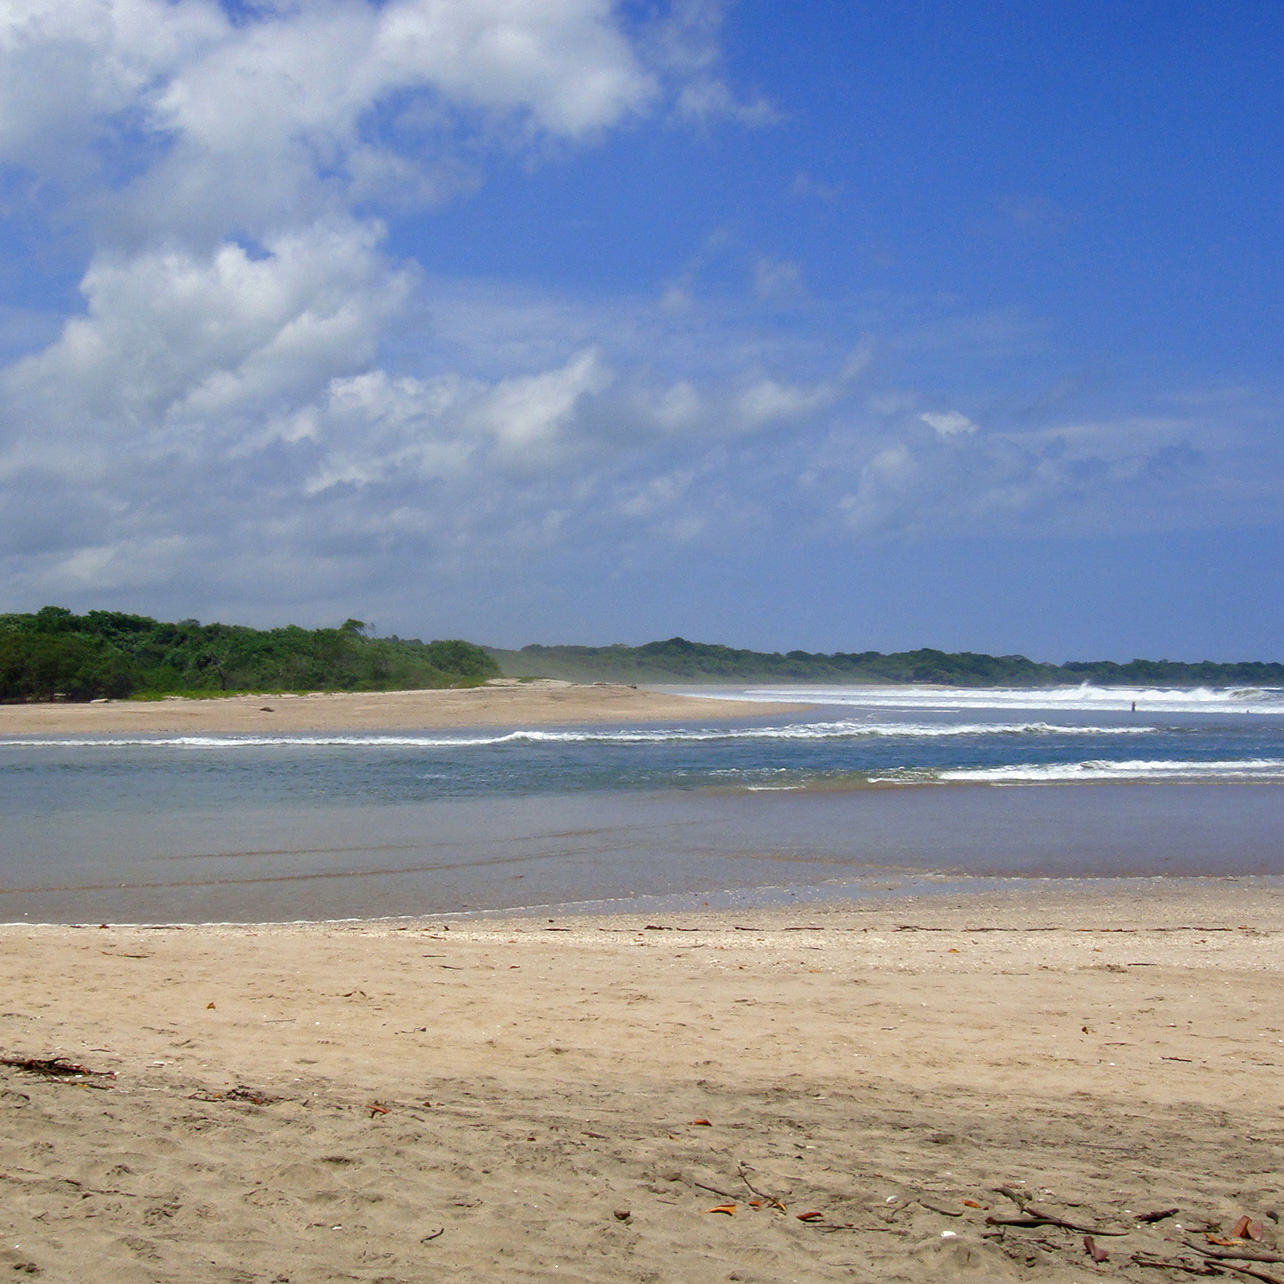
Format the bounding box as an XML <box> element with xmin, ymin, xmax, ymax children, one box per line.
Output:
<box><xmin>3</xmin><ymin>684</ymin><xmax>1283</xmax><ymax>922</ymax></box>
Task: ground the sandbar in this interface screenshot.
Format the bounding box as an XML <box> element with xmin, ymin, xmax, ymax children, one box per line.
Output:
<box><xmin>2</xmin><ymin>879</ymin><xmax>1281</xmax><ymax>1281</ymax></box>
<box><xmin>0</xmin><ymin>681</ymin><xmax>801</xmax><ymax>736</ymax></box>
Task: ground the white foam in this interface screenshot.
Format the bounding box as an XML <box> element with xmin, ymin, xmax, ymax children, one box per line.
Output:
<box><xmin>709</xmin><ymin>684</ymin><xmax>1284</xmax><ymax>716</ymax></box>
<box><xmin>871</xmin><ymin>758</ymin><xmax>1284</xmax><ymax>785</ymax></box>
<box><xmin>0</xmin><ymin>721</ymin><xmax>1157</xmax><ymax>751</ymax></box>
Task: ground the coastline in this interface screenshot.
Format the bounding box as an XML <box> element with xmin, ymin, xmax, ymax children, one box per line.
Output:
<box><xmin>0</xmin><ymin>681</ymin><xmax>804</xmax><ymax>735</ymax></box>
<box><xmin>3</xmin><ymin>879</ymin><xmax>1282</xmax><ymax>1281</ymax></box>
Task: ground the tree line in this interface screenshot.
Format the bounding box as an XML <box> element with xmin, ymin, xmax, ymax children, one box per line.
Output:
<box><xmin>0</xmin><ymin>607</ymin><xmax>499</xmax><ymax>702</ymax></box>
<box><xmin>491</xmin><ymin>636</ymin><xmax>1284</xmax><ymax>687</ymax></box>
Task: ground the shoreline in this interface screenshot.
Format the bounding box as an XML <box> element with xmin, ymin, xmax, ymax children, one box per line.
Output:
<box><xmin>0</xmin><ymin>681</ymin><xmax>804</xmax><ymax>735</ymax></box>
<box><xmin>2</xmin><ymin>879</ymin><xmax>1281</xmax><ymax>1281</ymax></box>
<box><xmin>6</xmin><ymin>871</ymin><xmax>1284</xmax><ymax>931</ymax></box>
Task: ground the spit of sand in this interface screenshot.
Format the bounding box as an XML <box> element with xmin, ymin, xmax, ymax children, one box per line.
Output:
<box><xmin>0</xmin><ymin>682</ymin><xmax>801</xmax><ymax>736</ymax></box>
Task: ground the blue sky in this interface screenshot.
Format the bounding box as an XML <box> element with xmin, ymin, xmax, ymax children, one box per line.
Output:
<box><xmin>0</xmin><ymin>0</ymin><xmax>1281</xmax><ymax>660</ymax></box>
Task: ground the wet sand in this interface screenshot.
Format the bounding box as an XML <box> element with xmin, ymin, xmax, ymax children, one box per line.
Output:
<box><xmin>0</xmin><ymin>682</ymin><xmax>800</xmax><ymax>735</ymax></box>
<box><xmin>2</xmin><ymin>879</ymin><xmax>1282</xmax><ymax>1282</ymax></box>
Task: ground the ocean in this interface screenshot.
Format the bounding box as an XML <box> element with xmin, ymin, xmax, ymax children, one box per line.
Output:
<box><xmin>4</xmin><ymin>683</ymin><xmax>1283</xmax><ymax>922</ymax></box>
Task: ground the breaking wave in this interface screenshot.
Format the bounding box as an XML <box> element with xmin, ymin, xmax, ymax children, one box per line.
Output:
<box><xmin>718</xmin><ymin>684</ymin><xmax>1284</xmax><ymax>716</ymax></box>
<box><xmin>871</xmin><ymin>758</ymin><xmax>1284</xmax><ymax>786</ymax></box>
<box><xmin>0</xmin><ymin>721</ymin><xmax>1158</xmax><ymax>751</ymax></box>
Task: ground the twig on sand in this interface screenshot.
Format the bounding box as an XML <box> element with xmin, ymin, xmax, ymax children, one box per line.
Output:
<box><xmin>991</xmin><ymin>1185</ymin><xmax>1033</xmax><ymax>1210</ymax></box>
<box><xmin>1193</xmin><ymin>1244</ymin><xmax>1284</xmax><ymax>1265</ymax></box>
<box><xmin>1209</xmin><ymin>1263</ymin><xmax>1284</xmax><ymax>1284</ymax></box>
<box><xmin>1132</xmin><ymin>1254</ymin><xmax>1221</xmax><ymax>1276</ymax></box>
<box><xmin>986</xmin><ymin>1212</ymin><xmax>1130</xmax><ymax>1235</ymax></box>
<box><xmin>737</xmin><ymin>1163</ymin><xmax>787</xmax><ymax>1211</ymax></box>
<box><xmin>692</xmin><ymin>1180</ymin><xmax>739</xmax><ymax>1201</ymax></box>
<box><xmin>916</xmin><ymin>1196</ymin><xmax>964</xmax><ymax>1217</ymax></box>
<box><xmin>1133</xmin><ymin>1257</ymin><xmax>1284</xmax><ymax>1284</ymax></box>
<box><xmin>986</xmin><ymin>1186</ymin><xmax>1129</xmax><ymax>1235</ymax></box>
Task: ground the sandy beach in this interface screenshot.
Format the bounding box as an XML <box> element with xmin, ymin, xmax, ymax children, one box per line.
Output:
<box><xmin>2</xmin><ymin>880</ymin><xmax>1282</xmax><ymax>1282</ymax></box>
<box><xmin>0</xmin><ymin>683</ymin><xmax>800</xmax><ymax>736</ymax></box>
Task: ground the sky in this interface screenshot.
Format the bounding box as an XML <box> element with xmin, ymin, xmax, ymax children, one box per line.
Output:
<box><xmin>0</xmin><ymin>0</ymin><xmax>1281</xmax><ymax>661</ymax></box>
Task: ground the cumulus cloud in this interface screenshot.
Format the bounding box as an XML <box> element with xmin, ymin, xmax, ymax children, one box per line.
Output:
<box><xmin>1</xmin><ymin>220</ymin><xmax>404</xmax><ymax>467</ymax></box>
<box><xmin>0</xmin><ymin>0</ymin><xmax>694</xmax><ymax>602</ymax></box>
<box><xmin>0</xmin><ymin>0</ymin><xmax>1272</xmax><ymax>623</ymax></box>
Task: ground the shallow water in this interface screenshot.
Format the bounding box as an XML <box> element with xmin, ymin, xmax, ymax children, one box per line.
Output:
<box><xmin>4</xmin><ymin>684</ymin><xmax>1283</xmax><ymax>921</ymax></box>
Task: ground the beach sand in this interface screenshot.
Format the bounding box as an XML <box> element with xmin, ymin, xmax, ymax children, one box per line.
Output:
<box><xmin>2</xmin><ymin>880</ymin><xmax>1282</xmax><ymax>1282</ymax></box>
<box><xmin>0</xmin><ymin>683</ymin><xmax>799</xmax><ymax>736</ymax></box>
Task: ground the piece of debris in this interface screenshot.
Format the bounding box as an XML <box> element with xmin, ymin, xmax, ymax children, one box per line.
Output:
<box><xmin>1084</xmin><ymin>1235</ymin><xmax>1109</xmax><ymax>1263</ymax></box>
<box><xmin>1233</xmin><ymin>1216</ymin><xmax>1267</xmax><ymax>1241</ymax></box>
<box><xmin>1</xmin><ymin>1056</ymin><xmax>111</xmax><ymax>1078</ymax></box>
<box><xmin>226</xmin><ymin>1086</ymin><xmax>275</xmax><ymax>1105</ymax></box>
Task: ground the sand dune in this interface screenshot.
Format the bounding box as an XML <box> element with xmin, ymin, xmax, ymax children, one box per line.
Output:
<box><xmin>2</xmin><ymin>880</ymin><xmax>1282</xmax><ymax>1282</ymax></box>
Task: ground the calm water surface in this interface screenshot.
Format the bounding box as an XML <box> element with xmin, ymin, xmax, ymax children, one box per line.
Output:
<box><xmin>4</xmin><ymin>684</ymin><xmax>1283</xmax><ymax>921</ymax></box>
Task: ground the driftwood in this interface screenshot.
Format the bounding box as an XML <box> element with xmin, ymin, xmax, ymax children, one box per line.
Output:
<box><xmin>1193</xmin><ymin>1244</ymin><xmax>1284</xmax><ymax>1267</ymax></box>
<box><xmin>1210</xmin><ymin>1263</ymin><xmax>1284</xmax><ymax>1284</ymax></box>
<box><xmin>917</xmin><ymin>1197</ymin><xmax>964</xmax><ymax>1218</ymax></box>
<box><xmin>986</xmin><ymin>1213</ymin><xmax>1130</xmax><ymax>1234</ymax></box>
<box><xmin>986</xmin><ymin>1184</ymin><xmax>1129</xmax><ymax>1236</ymax></box>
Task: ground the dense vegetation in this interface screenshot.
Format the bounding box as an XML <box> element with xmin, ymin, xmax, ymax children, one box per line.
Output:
<box><xmin>0</xmin><ymin>607</ymin><xmax>498</xmax><ymax>702</ymax></box>
<box><xmin>7</xmin><ymin>610</ymin><xmax>1279</xmax><ymax>701</ymax></box>
<box><xmin>489</xmin><ymin>637</ymin><xmax>1284</xmax><ymax>688</ymax></box>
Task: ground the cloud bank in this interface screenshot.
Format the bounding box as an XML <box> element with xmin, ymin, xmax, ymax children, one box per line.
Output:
<box><xmin>0</xmin><ymin>0</ymin><xmax>1275</xmax><ymax>627</ymax></box>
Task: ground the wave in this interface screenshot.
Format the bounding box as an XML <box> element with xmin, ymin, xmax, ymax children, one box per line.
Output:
<box><xmin>717</xmin><ymin>684</ymin><xmax>1284</xmax><ymax>716</ymax></box>
<box><xmin>0</xmin><ymin>721</ymin><xmax>1159</xmax><ymax>751</ymax></box>
<box><xmin>870</xmin><ymin>758</ymin><xmax>1284</xmax><ymax>786</ymax></box>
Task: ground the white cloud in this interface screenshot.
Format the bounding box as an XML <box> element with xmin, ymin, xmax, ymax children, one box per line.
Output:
<box><xmin>2</xmin><ymin>220</ymin><xmax>404</xmax><ymax>464</ymax></box>
<box><xmin>673</xmin><ymin>76</ymin><xmax>778</xmax><ymax>126</ymax></box>
<box><xmin>920</xmin><ymin>410</ymin><xmax>977</xmax><ymax>438</ymax></box>
<box><xmin>0</xmin><ymin>1</ymin><xmax>1275</xmax><ymax>623</ymax></box>
<box><xmin>0</xmin><ymin>0</ymin><xmax>661</xmax><ymax>246</ymax></box>
<box><xmin>737</xmin><ymin>376</ymin><xmax>832</xmax><ymax>428</ymax></box>
<box><xmin>643</xmin><ymin>0</ymin><xmax>777</xmax><ymax>126</ymax></box>
<box><xmin>468</xmin><ymin>348</ymin><xmax>613</xmax><ymax>455</ymax></box>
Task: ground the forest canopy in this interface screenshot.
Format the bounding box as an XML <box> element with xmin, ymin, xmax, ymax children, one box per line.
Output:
<box><xmin>489</xmin><ymin>637</ymin><xmax>1284</xmax><ymax>688</ymax></box>
<box><xmin>0</xmin><ymin>607</ymin><xmax>498</xmax><ymax>702</ymax></box>
<box><xmin>6</xmin><ymin>610</ymin><xmax>1279</xmax><ymax>702</ymax></box>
